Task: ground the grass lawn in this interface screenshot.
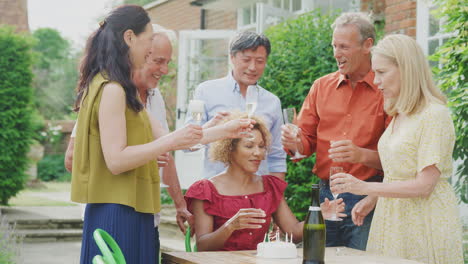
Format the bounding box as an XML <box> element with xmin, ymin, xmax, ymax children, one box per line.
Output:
<box><xmin>8</xmin><ymin>181</ymin><xmax>75</xmax><ymax>206</ymax></box>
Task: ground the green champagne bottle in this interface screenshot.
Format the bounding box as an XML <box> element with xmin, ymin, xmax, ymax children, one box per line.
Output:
<box><xmin>303</xmin><ymin>184</ymin><xmax>326</xmax><ymax>264</ymax></box>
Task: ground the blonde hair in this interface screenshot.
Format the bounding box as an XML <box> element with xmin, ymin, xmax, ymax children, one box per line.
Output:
<box><xmin>332</xmin><ymin>12</ymin><xmax>375</xmax><ymax>43</ymax></box>
<box><xmin>209</xmin><ymin>112</ymin><xmax>271</xmax><ymax>165</ymax></box>
<box><xmin>372</xmin><ymin>34</ymin><xmax>446</xmax><ymax>116</ymax></box>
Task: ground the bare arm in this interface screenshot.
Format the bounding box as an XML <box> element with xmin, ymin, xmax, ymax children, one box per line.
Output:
<box><xmin>199</xmin><ymin>119</ymin><xmax>253</xmax><ymax>145</ymax></box>
<box><xmin>332</xmin><ymin>165</ymin><xmax>441</xmax><ymax>199</ymax></box>
<box><xmin>272</xmin><ymin>199</ymin><xmax>303</xmax><ymax>243</ymax></box>
<box><xmin>146</xmin><ymin>108</ymin><xmax>169</xmax><ymax>139</ymax></box>
<box><xmin>99</xmin><ymin>83</ymin><xmax>202</xmax><ymax>175</ymax></box>
<box><xmin>64</xmin><ymin>137</ymin><xmax>74</xmax><ymax>172</ymax></box>
<box><xmin>192</xmin><ymin>199</ymin><xmax>266</xmax><ymax>251</ymax></box>
<box><xmin>163</xmin><ymin>154</ymin><xmax>193</xmax><ymax>234</ymax></box>
<box><xmin>351</xmin><ymin>195</ymin><xmax>378</xmax><ymax>226</ymax></box>
<box><xmin>328</xmin><ymin>140</ymin><xmax>382</xmax><ymax>170</ymax></box>
<box><xmin>273</xmin><ymin>198</ymin><xmax>346</xmax><ymax>243</ymax></box>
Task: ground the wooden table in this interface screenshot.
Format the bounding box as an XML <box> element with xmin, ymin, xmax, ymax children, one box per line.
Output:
<box><xmin>162</xmin><ymin>247</ymin><xmax>424</xmax><ymax>264</ymax></box>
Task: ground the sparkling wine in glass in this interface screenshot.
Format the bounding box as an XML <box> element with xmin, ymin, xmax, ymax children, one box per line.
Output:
<box><xmin>159</xmin><ymin>168</ymin><xmax>169</xmax><ymax>188</ymax></box>
<box><xmin>244</xmin><ymin>85</ymin><xmax>258</xmax><ymax>139</ymax></box>
<box><xmin>328</xmin><ymin>166</ymin><xmax>344</xmax><ymax>221</ymax></box>
<box><xmin>188</xmin><ymin>98</ymin><xmax>205</xmax><ymax>151</ymax></box>
<box><xmin>282</xmin><ymin>108</ymin><xmax>306</xmax><ymax>160</ymax></box>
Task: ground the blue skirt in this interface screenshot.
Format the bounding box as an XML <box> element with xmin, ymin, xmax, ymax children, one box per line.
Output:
<box><xmin>80</xmin><ymin>203</ymin><xmax>155</xmax><ymax>264</ymax></box>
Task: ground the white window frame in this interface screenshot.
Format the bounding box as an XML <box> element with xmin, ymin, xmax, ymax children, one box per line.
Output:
<box><xmin>237</xmin><ymin>0</ymin><xmax>360</xmax><ymax>31</ymax></box>
<box><xmin>416</xmin><ymin>0</ymin><xmax>455</xmax><ymax>56</ymax></box>
<box><xmin>175</xmin><ymin>30</ymin><xmax>236</xmax><ymax>189</ymax></box>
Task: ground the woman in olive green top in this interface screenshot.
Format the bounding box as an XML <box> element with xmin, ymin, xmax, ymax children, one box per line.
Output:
<box><xmin>72</xmin><ymin>5</ymin><xmax>253</xmax><ymax>264</ymax></box>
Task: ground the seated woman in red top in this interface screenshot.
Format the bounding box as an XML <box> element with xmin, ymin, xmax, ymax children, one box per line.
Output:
<box><xmin>185</xmin><ymin>113</ymin><xmax>345</xmax><ymax>251</ymax></box>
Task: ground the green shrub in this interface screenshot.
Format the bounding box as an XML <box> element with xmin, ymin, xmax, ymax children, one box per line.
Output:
<box><xmin>431</xmin><ymin>0</ymin><xmax>468</xmax><ymax>203</ymax></box>
<box><xmin>32</xmin><ymin>28</ymin><xmax>78</xmax><ymax>120</ymax></box>
<box><xmin>259</xmin><ymin>10</ymin><xmax>339</xmax><ymax>219</ymax></box>
<box><xmin>0</xmin><ymin>217</ymin><xmax>23</xmax><ymax>264</ymax></box>
<box><xmin>0</xmin><ymin>26</ymin><xmax>35</xmax><ymax>205</ymax></box>
<box><xmin>160</xmin><ymin>188</ymin><xmax>173</xmax><ymax>205</ymax></box>
<box><xmin>38</xmin><ymin>154</ymin><xmax>71</xmax><ymax>182</ymax></box>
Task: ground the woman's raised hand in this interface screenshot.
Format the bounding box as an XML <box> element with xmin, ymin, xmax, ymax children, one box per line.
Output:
<box><xmin>223</xmin><ymin>118</ymin><xmax>256</xmax><ymax>138</ymax></box>
<box><xmin>167</xmin><ymin>124</ymin><xmax>203</xmax><ymax>150</ymax></box>
<box><xmin>224</xmin><ymin>208</ymin><xmax>266</xmax><ymax>231</ymax></box>
<box><xmin>203</xmin><ymin>111</ymin><xmax>230</xmax><ymax>129</ymax></box>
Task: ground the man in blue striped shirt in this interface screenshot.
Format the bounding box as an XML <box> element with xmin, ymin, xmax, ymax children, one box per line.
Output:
<box><xmin>185</xmin><ymin>31</ymin><xmax>286</xmax><ymax>179</ymax></box>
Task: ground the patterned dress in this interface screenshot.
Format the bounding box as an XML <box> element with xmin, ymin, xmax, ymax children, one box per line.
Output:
<box><xmin>367</xmin><ymin>103</ymin><xmax>464</xmax><ymax>264</ymax></box>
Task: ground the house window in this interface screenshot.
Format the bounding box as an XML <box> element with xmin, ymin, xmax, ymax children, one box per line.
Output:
<box><xmin>237</xmin><ymin>0</ymin><xmax>356</xmax><ymax>29</ymax></box>
<box><xmin>416</xmin><ymin>0</ymin><xmax>455</xmax><ymax>65</ymax></box>
<box><xmin>305</xmin><ymin>0</ymin><xmax>360</xmax><ymax>13</ymax></box>
<box><xmin>238</xmin><ymin>3</ymin><xmax>257</xmax><ymax>29</ymax></box>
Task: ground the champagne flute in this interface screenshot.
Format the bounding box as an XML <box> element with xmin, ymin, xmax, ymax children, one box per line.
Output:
<box><xmin>282</xmin><ymin>108</ymin><xmax>306</xmax><ymax>160</ymax></box>
<box><xmin>188</xmin><ymin>97</ymin><xmax>205</xmax><ymax>151</ymax></box>
<box><xmin>158</xmin><ymin>154</ymin><xmax>169</xmax><ymax>188</ymax></box>
<box><xmin>244</xmin><ymin>85</ymin><xmax>258</xmax><ymax>139</ymax></box>
<box><xmin>159</xmin><ymin>168</ymin><xmax>169</xmax><ymax>188</ymax></box>
<box><xmin>328</xmin><ymin>166</ymin><xmax>344</xmax><ymax>221</ymax></box>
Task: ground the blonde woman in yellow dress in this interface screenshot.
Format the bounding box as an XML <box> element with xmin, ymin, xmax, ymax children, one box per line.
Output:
<box><xmin>330</xmin><ymin>34</ymin><xmax>464</xmax><ymax>264</ymax></box>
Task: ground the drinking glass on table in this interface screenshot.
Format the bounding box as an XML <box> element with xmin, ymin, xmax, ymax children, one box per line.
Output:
<box><xmin>328</xmin><ymin>166</ymin><xmax>344</xmax><ymax>221</ymax></box>
<box><xmin>188</xmin><ymin>96</ymin><xmax>205</xmax><ymax>151</ymax></box>
<box><xmin>243</xmin><ymin>85</ymin><xmax>258</xmax><ymax>139</ymax></box>
<box><xmin>282</xmin><ymin>108</ymin><xmax>306</xmax><ymax>160</ymax></box>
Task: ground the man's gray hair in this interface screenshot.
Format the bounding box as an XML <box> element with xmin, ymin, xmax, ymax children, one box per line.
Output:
<box><xmin>152</xmin><ymin>24</ymin><xmax>177</xmax><ymax>45</ymax></box>
<box><xmin>332</xmin><ymin>12</ymin><xmax>375</xmax><ymax>42</ymax></box>
<box><xmin>229</xmin><ymin>31</ymin><xmax>271</xmax><ymax>57</ymax></box>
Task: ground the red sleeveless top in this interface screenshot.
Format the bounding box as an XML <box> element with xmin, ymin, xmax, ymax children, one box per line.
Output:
<box><xmin>185</xmin><ymin>175</ymin><xmax>287</xmax><ymax>251</ymax></box>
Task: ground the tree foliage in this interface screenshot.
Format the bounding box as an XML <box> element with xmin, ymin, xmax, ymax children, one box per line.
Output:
<box><xmin>31</xmin><ymin>28</ymin><xmax>79</xmax><ymax>120</ymax></box>
<box><xmin>431</xmin><ymin>0</ymin><xmax>468</xmax><ymax>203</ymax></box>
<box><xmin>259</xmin><ymin>10</ymin><xmax>339</xmax><ymax>219</ymax></box>
<box><xmin>0</xmin><ymin>26</ymin><xmax>35</xmax><ymax>205</ymax></box>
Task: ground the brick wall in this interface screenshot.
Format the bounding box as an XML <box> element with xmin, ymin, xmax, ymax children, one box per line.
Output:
<box><xmin>361</xmin><ymin>0</ymin><xmax>386</xmax><ymax>20</ymax></box>
<box><xmin>205</xmin><ymin>9</ymin><xmax>237</xmax><ymax>30</ymax></box>
<box><xmin>384</xmin><ymin>0</ymin><xmax>417</xmax><ymax>37</ymax></box>
<box><xmin>0</xmin><ymin>0</ymin><xmax>29</xmax><ymax>32</ymax></box>
<box><xmin>146</xmin><ymin>0</ymin><xmax>237</xmax><ymax>31</ymax></box>
<box><xmin>146</xmin><ymin>0</ymin><xmax>201</xmax><ymax>31</ymax></box>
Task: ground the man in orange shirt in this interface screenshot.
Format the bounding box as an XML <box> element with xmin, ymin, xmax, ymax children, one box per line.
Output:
<box><xmin>282</xmin><ymin>12</ymin><xmax>390</xmax><ymax>250</ymax></box>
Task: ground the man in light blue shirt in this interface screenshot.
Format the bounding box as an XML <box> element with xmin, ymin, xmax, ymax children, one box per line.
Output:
<box><xmin>186</xmin><ymin>31</ymin><xmax>286</xmax><ymax>179</ymax></box>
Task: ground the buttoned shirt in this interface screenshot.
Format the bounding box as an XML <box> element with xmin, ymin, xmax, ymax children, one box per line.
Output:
<box><xmin>185</xmin><ymin>72</ymin><xmax>286</xmax><ymax>178</ymax></box>
<box><xmin>147</xmin><ymin>88</ymin><xmax>168</xmax><ymax>228</ymax></box>
<box><xmin>298</xmin><ymin>70</ymin><xmax>390</xmax><ymax>181</ymax></box>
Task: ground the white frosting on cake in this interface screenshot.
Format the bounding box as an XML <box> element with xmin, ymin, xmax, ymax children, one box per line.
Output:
<box><xmin>256</xmin><ymin>241</ymin><xmax>297</xmax><ymax>259</ymax></box>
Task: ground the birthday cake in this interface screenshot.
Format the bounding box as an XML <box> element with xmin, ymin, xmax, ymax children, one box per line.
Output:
<box><xmin>256</xmin><ymin>233</ymin><xmax>297</xmax><ymax>259</ymax></box>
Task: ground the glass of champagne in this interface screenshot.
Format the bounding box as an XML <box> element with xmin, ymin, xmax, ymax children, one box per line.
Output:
<box><xmin>158</xmin><ymin>154</ymin><xmax>169</xmax><ymax>188</ymax></box>
<box><xmin>188</xmin><ymin>98</ymin><xmax>205</xmax><ymax>151</ymax></box>
<box><xmin>282</xmin><ymin>108</ymin><xmax>306</xmax><ymax>160</ymax></box>
<box><xmin>328</xmin><ymin>166</ymin><xmax>344</xmax><ymax>221</ymax></box>
<box><xmin>244</xmin><ymin>85</ymin><xmax>258</xmax><ymax>139</ymax></box>
<box><xmin>159</xmin><ymin>168</ymin><xmax>169</xmax><ymax>188</ymax></box>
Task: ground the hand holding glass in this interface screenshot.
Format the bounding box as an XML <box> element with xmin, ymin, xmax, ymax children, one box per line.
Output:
<box><xmin>188</xmin><ymin>99</ymin><xmax>205</xmax><ymax>151</ymax></box>
<box><xmin>328</xmin><ymin>166</ymin><xmax>344</xmax><ymax>221</ymax></box>
<box><xmin>244</xmin><ymin>85</ymin><xmax>258</xmax><ymax>139</ymax></box>
<box><xmin>157</xmin><ymin>153</ymin><xmax>169</xmax><ymax>187</ymax></box>
<box><xmin>282</xmin><ymin>108</ymin><xmax>306</xmax><ymax>160</ymax></box>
